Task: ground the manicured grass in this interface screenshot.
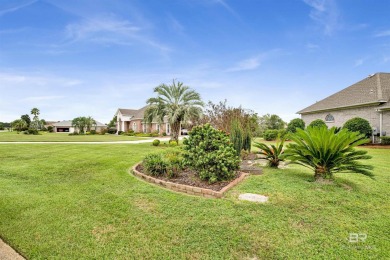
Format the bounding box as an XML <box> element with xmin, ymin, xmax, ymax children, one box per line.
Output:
<box><xmin>0</xmin><ymin>131</ymin><xmax>152</xmax><ymax>142</ymax></box>
<box><xmin>0</xmin><ymin>144</ymin><xmax>389</xmax><ymax>259</ymax></box>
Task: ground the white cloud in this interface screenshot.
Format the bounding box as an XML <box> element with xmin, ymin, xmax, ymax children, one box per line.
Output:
<box><xmin>227</xmin><ymin>49</ymin><xmax>283</xmax><ymax>72</ymax></box>
<box><xmin>354</xmin><ymin>59</ymin><xmax>364</xmax><ymax>67</ymax></box>
<box><xmin>374</xmin><ymin>30</ymin><xmax>390</xmax><ymax>37</ymax></box>
<box><xmin>213</xmin><ymin>0</ymin><xmax>240</xmax><ymax>19</ymax></box>
<box><xmin>303</xmin><ymin>0</ymin><xmax>340</xmax><ymax>35</ymax></box>
<box><xmin>306</xmin><ymin>43</ymin><xmax>320</xmax><ymax>51</ymax></box>
<box><xmin>0</xmin><ymin>0</ymin><xmax>37</xmax><ymax>16</ymax></box>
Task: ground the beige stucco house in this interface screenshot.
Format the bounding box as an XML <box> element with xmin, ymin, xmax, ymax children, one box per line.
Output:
<box><xmin>115</xmin><ymin>106</ymin><xmax>171</xmax><ymax>135</ymax></box>
<box><xmin>298</xmin><ymin>72</ymin><xmax>390</xmax><ymax>139</ymax></box>
<box><xmin>53</xmin><ymin>120</ymin><xmax>107</xmax><ymax>133</ymax></box>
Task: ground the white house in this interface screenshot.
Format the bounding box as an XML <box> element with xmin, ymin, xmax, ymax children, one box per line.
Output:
<box><xmin>53</xmin><ymin>120</ymin><xmax>107</xmax><ymax>133</ymax></box>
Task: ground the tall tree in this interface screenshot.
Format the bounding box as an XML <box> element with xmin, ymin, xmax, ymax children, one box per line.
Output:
<box><xmin>21</xmin><ymin>114</ymin><xmax>31</xmax><ymax>127</ymax></box>
<box><xmin>108</xmin><ymin>116</ymin><xmax>117</xmax><ymax>128</ymax></box>
<box><xmin>30</xmin><ymin>108</ymin><xmax>41</xmax><ymax>130</ymax></box>
<box><xmin>258</xmin><ymin>114</ymin><xmax>286</xmax><ymax>132</ymax></box>
<box><xmin>144</xmin><ymin>80</ymin><xmax>204</xmax><ymax>143</ymax></box>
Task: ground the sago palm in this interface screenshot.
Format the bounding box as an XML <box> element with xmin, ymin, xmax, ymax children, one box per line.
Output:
<box><xmin>144</xmin><ymin>80</ymin><xmax>204</xmax><ymax>143</ymax></box>
<box><xmin>254</xmin><ymin>138</ymin><xmax>285</xmax><ymax>168</ymax></box>
<box><xmin>283</xmin><ymin>126</ymin><xmax>373</xmax><ymax>181</ymax></box>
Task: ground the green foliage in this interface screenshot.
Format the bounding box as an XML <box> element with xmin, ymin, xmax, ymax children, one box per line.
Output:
<box><xmin>107</xmin><ymin>127</ymin><xmax>117</xmax><ymax>134</ymax></box>
<box><xmin>145</xmin><ymin>79</ymin><xmax>204</xmax><ymax>143</ymax></box>
<box><xmin>254</xmin><ymin>139</ymin><xmax>285</xmax><ymax>167</ymax></box>
<box><xmin>21</xmin><ymin>114</ymin><xmax>31</xmax><ymax>127</ymax></box>
<box><xmin>11</xmin><ymin>119</ymin><xmax>28</xmax><ymax>132</ymax></box>
<box><xmin>152</xmin><ymin>139</ymin><xmax>160</xmax><ymax>146</ymax></box>
<box><xmin>287</xmin><ymin>118</ymin><xmax>305</xmax><ymax>133</ymax></box>
<box><xmin>284</xmin><ymin>126</ymin><xmax>373</xmax><ymax>181</ymax></box>
<box><xmin>0</xmin><ymin>123</ymin><xmax>4</xmax><ymax>130</ymax></box>
<box><xmin>308</xmin><ymin>119</ymin><xmax>327</xmax><ymax>129</ymax></box>
<box><xmin>169</xmin><ymin>140</ymin><xmax>178</xmax><ymax>147</ymax></box>
<box><xmin>143</xmin><ymin>153</ymin><xmax>168</xmax><ymax>176</ymax></box>
<box><xmin>142</xmin><ymin>150</ymin><xmax>184</xmax><ymax>178</ymax></box>
<box><xmin>343</xmin><ymin>117</ymin><xmax>372</xmax><ymax>138</ymax></box>
<box><xmin>258</xmin><ymin>114</ymin><xmax>286</xmax><ymax>134</ymax></box>
<box><xmin>380</xmin><ymin>136</ymin><xmax>390</xmax><ymax>145</ymax></box>
<box><xmin>23</xmin><ymin>129</ymin><xmax>39</xmax><ymax>135</ymax></box>
<box><xmin>108</xmin><ymin>115</ymin><xmax>117</xmax><ymax>128</ymax></box>
<box><xmin>182</xmin><ymin>124</ymin><xmax>239</xmax><ymax>183</ymax></box>
<box><xmin>263</xmin><ymin>129</ymin><xmax>279</xmax><ymax>141</ymax></box>
<box><xmin>242</xmin><ymin>130</ymin><xmax>251</xmax><ymax>152</ymax></box>
<box><xmin>230</xmin><ymin>120</ymin><xmax>244</xmax><ymax>155</ymax></box>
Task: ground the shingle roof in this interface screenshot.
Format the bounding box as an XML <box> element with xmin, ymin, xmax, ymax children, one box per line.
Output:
<box><xmin>298</xmin><ymin>73</ymin><xmax>390</xmax><ymax>114</ymax></box>
<box><xmin>118</xmin><ymin>106</ymin><xmax>148</xmax><ymax>119</ymax></box>
<box><xmin>53</xmin><ymin>120</ymin><xmax>106</xmax><ymax>127</ymax></box>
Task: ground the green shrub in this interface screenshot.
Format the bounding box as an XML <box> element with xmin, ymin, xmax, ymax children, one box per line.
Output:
<box><xmin>230</xmin><ymin>120</ymin><xmax>243</xmax><ymax>155</ymax></box>
<box><xmin>107</xmin><ymin>128</ymin><xmax>116</xmax><ymax>134</ymax></box>
<box><xmin>90</xmin><ymin>130</ymin><xmax>97</xmax><ymax>135</ymax></box>
<box><xmin>162</xmin><ymin>132</ymin><xmax>167</xmax><ymax>136</ymax></box>
<box><xmin>164</xmin><ymin>150</ymin><xmax>184</xmax><ymax>178</ymax></box>
<box><xmin>254</xmin><ymin>138</ymin><xmax>285</xmax><ymax>168</ymax></box>
<box><xmin>152</xmin><ymin>139</ymin><xmax>160</xmax><ymax>146</ymax></box>
<box><xmin>287</xmin><ymin>118</ymin><xmax>305</xmax><ymax>133</ymax></box>
<box><xmin>47</xmin><ymin>126</ymin><xmax>54</xmax><ymax>133</ymax></box>
<box><xmin>23</xmin><ymin>129</ymin><xmax>39</xmax><ymax>135</ymax></box>
<box><xmin>263</xmin><ymin>129</ymin><xmax>278</xmax><ymax>141</ymax></box>
<box><xmin>86</xmin><ymin>131</ymin><xmax>91</xmax><ymax>135</ymax></box>
<box><xmin>118</xmin><ymin>131</ymin><xmax>123</xmax><ymax>135</ymax></box>
<box><xmin>169</xmin><ymin>140</ymin><xmax>178</xmax><ymax>147</ymax></box>
<box><xmin>380</xmin><ymin>136</ymin><xmax>390</xmax><ymax>145</ymax></box>
<box><xmin>278</xmin><ymin>129</ymin><xmax>288</xmax><ymax>139</ymax></box>
<box><xmin>143</xmin><ymin>153</ymin><xmax>168</xmax><ymax>176</ymax></box>
<box><xmin>182</xmin><ymin>124</ymin><xmax>239</xmax><ymax>183</ymax></box>
<box><xmin>284</xmin><ymin>126</ymin><xmax>373</xmax><ymax>181</ymax></box>
<box><xmin>343</xmin><ymin>117</ymin><xmax>372</xmax><ymax>138</ymax></box>
<box><xmin>308</xmin><ymin>119</ymin><xmax>327</xmax><ymax>129</ymax></box>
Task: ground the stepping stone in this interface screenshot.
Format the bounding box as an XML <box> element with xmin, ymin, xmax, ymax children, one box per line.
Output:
<box><xmin>239</xmin><ymin>193</ymin><xmax>268</xmax><ymax>203</ymax></box>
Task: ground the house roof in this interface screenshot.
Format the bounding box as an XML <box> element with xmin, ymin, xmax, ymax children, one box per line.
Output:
<box><xmin>117</xmin><ymin>106</ymin><xmax>148</xmax><ymax>119</ymax></box>
<box><xmin>298</xmin><ymin>73</ymin><xmax>390</xmax><ymax>114</ymax></box>
<box><xmin>53</xmin><ymin>120</ymin><xmax>106</xmax><ymax>127</ymax></box>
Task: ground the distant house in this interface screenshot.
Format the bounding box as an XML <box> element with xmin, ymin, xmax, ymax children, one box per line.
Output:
<box><xmin>53</xmin><ymin>120</ymin><xmax>107</xmax><ymax>133</ymax></box>
<box><xmin>115</xmin><ymin>106</ymin><xmax>171</xmax><ymax>135</ymax></box>
<box><xmin>298</xmin><ymin>72</ymin><xmax>390</xmax><ymax>138</ymax></box>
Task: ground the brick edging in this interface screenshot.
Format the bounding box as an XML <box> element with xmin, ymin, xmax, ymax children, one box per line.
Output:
<box><xmin>131</xmin><ymin>162</ymin><xmax>248</xmax><ymax>198</ymax></box>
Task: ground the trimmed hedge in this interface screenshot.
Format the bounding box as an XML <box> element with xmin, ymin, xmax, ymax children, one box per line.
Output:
<box><xmin>343</xmin><ymin>117</ymin><xmax>372</xmax><ymax>138</ymax></box>
<box><xmin>380</xmin><ymin>136</ymin><xmax>390</xmax><ymax>145</ymax></box>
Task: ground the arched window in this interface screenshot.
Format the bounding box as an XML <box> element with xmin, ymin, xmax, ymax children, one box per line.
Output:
<box><xmin>325</xmin><ymin>114</ymin><xmax>335</xmax><ymax>122</ymax></box>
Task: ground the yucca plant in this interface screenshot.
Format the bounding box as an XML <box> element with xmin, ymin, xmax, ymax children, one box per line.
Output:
<box><xmin>284</xmin><ymin>126</ymin><xmax>373</xmax><ymax>181</ymax></box>
<box><xmin>254</xmin><ymin>138</ymin><xmax>285</xmax><ymax>168</ymax></box>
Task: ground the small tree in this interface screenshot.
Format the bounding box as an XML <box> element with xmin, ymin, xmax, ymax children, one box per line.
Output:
<box><xmin>21</xmin><ymin>114</ymin><xmax>31</xmax><ymax>128</ymax></box>
<box><xmin>254</xmin><ymin>138</ymin><xmax>285</xmax><ymax>168</ymax></box>
<box><xmin>72</xmin><ymin>117</ymin><xmax>87</xmax><ymax>133</ymax></box>
<box><xmin>287</xmin><ymin>118</ymin><xmax>305</xmax><ymax>133</ymax></box>
<box><xmin>284</xmin><ymin>126</ymin><xmax>373</xmax><ymax>181</ymax></box>
<box><xmin>343</xmin><ymin>117</ymin><xmax>372</xmax><ymax>138</ymax></box>
<box><xmin>11</xmin><ymin>119</ymin><xmax>27</xmax><ymax>132</ymax></box>
<box><xmin>230</xmin><ymin>119</ymin><xmax>244</xmax><ymax>155</ymax></box>
<box><xmin>308</xmin><ymin>119</ymin><xmax>327</xmax><ymax>129</ymax></box>
<box><xmin>30</xmin><ymin>108</ymin><xmax>41</xmax><ymax>130</ymax></box>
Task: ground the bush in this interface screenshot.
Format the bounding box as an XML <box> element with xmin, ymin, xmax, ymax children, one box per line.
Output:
<box><xmin>107</xmin><ymin>127</ymin><xmax>116</xmax><ymax>134</ymax></box>
<box><xmin>90</xmin><ymin>130</ymin><xmax>97</xmax><ymax>135</ymax></box>
<box><xmin>47</xmin><ymin>126</ymin><xmax>54</xmax><ymax>133</ymax></box>
<box><xmin>278</xmin><ymin>129</ymin><xmax>288</xmax><ymax>139</ymax></box>
<box><xmin>162</xmin><ymin>132</ymin><xmax>167</xmax><ymax>136</ymax></box>
<box><xmin>254</xmin><ymin>138</ymin><xmax>285</xmax><ymax>168</ymax></box>
<box><xmin>380</xmin><ymin>136</ymin><xmax>390</xmax><ymax>145</ymax></box>
<box><xmin>23</xmin><ymin>129</ymin><xmax>39</xmax><ymax>135</ymax></box>
<box><xmin>142</xmin><ymin>151</ymin><xmax>184</xmax><ymax>178</ymax></box>
<box><xmin>287</xmin><ymin>118</ymin><xmax>305</xmax><ymax>133</ymax></box>
<box><xmin>308</xmin><ymin>119</ymin><xmax>327</xmax><ymax>129</ymax></box>
<box><xmin>69</xmin><ymin>132</ymin><xmax>79</xmax><ymax>136</ymax></box>
<box><xmin>182</xmin><ymin>124</ymin><xmax>239</xmax><ymax>183</ymax></box>
<box><xmin>118</xmin><ymin>131</ymin><xmax>123</xmax><ymax>135</ymax></box>
<box><xmin>263</xmin><ymin>129</ymin><xmax>278</xmax><ymax>141</ymax></box>
<box><xmin>284</xmin><ymin>126</ymin><xmax>373</xmax><ymax>181</ymax></box>
<box><xmin>343</xmin><ymin>117</ymin><xmax>372</xmax><ymax>138</ymax></box>
<box><xmin>143</xmin><ymin>153</ymin><xmax>168</xmax><ymax>176</ymax></box>
<box><xmin>152</xmin><ymin>139</ymin><xmax>160</xmax><ymax>146</ymax></box>
<box><xmin>169</xmin><ymin>140</ymin><xmax>178</xmax><ymax>147</ymax></box>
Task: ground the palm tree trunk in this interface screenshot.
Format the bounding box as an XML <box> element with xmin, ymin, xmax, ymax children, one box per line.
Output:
<box><xmin>171</xmin><ymin>121</ymin><xmax>181</xmax><ymax>143</ymax></box>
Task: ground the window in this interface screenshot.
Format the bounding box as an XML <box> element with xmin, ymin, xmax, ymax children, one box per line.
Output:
<box><xmin>132</xmin><ymin>122</ymin><xmax>137</xmax><ymax>131</ymax></box>
<box><xmin>166</xmin><ymin>123</ymin><xmax>170</xmax><ymax>135</ymax></box>
<box><xmin>156</xmin><ymin>124</ymin><xmax>160</xmax><ymax>133</ymax></box>
<box><xmin>142</xmin><ymin>124</ymin><xmax>147</xmax><ymax>133</ymax></box>
<box><xmin>325</xmin><ymin>114</ymin><xmax>335</xmax><ymax>122</ymax></box>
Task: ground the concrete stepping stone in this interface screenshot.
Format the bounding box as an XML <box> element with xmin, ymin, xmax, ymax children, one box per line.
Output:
<box><xmin>239</xmin><ymin>193</ymin><xmax>268</xmax><ymax>203</ymax></box>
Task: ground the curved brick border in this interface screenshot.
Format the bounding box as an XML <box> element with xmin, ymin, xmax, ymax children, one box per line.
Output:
<box><xmin>131</xmin><ymin>162</ymin><xmax>248</xmax><ymax>198</ymax></box>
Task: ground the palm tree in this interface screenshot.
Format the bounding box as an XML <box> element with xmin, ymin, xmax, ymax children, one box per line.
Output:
<box><xmin>254</xmin><ymin>138</ymin><xmax>285</xmax><ymax>168</ymax></box>
<box><xmin>85</xmin><ymin>116</ymin><xmax>96</xmax><ymax>132</ymax></box>
<box><xmin>72</xmin><ymin>117</ymin><xmax>87</xmax><ymax>134</ymax></box>
<box><xmin>283</xmin><ymin>126</ymin><xmax>373</xmax><ymax>181</ymax></box>
<box><xmin>11</xmin><ymin>119</ymin><xmax>27</xmax><ymax>132</ymax></box>
<box><xmin>30</xmin><ymin>108</ymin><xmax>41</xmax><ymax>130</ymax></box>
<box><xmin>144</xmin><ymin>80</ymin><xmax>204</xmax><ymax>143</ymax></box>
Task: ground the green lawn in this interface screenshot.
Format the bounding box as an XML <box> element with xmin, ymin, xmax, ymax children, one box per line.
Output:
<box><xmin>0</xmin><ymin>131</ymin><xmax>152</xmax><ymax>142</ymax></box>
<box><xmin>0</xmin><ymin>144</ymin><xmax>388</xmax><ymax>259</ymax></box>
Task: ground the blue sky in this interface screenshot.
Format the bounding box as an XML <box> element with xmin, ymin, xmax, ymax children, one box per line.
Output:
<box><xmin>1</xmin><ymin>0</ymin><xmax>390</xmax><ymax>123</ymax></box>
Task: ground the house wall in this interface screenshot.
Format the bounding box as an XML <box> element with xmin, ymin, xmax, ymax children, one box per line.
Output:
<box><xmin>301</xmin><ymin>106</ymin><xmax>387</xmax><ymax>133</ymax></box>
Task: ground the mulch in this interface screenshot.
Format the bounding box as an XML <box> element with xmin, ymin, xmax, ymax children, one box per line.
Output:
<box><xmin>136</xmin><ymin>163</ymin><xmax>260</xmax><ymax>191</ymax></box>
<box><xmin>360</xmin><ymin>144</ymin><xmax>390</xmax><ymax>149</ymax></box>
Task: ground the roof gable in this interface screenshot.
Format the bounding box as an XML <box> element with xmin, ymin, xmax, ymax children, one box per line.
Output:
<box><xmin>298</xmin><ymin>73</ymin><xmax>390</xmax><ymax>114</ymax></box>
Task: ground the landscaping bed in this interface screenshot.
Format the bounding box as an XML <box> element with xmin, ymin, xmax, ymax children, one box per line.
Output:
<box><xmin>136</xmin><ymin>164</ymin><xmax>244</xmax><ymax>191</ymax></box>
